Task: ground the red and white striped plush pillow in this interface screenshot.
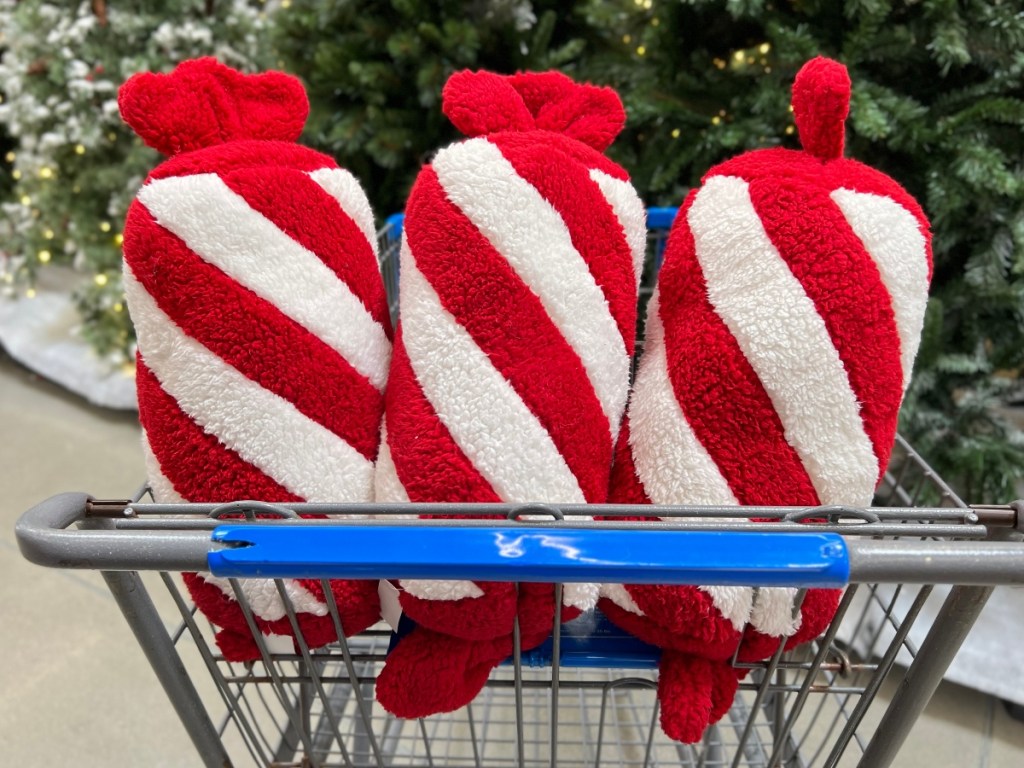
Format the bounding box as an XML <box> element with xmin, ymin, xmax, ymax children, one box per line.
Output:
<box><xmin>120</xmin><ymin>58</ymin><xmax>391</xmax><ymax>660</ymax></box>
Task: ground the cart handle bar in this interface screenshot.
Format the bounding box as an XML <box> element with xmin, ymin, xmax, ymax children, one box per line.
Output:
<box><xmin>207</xmin><ymin>523</ymin><xmax>850</xmax><ymax>586</ymax></box>
<box><xmin>17</xmin><ymin>493</ymin><xmax>1024</xmax><ymax>585</ymax></box>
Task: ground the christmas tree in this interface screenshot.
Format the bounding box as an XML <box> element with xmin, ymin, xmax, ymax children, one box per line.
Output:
<box><xmin>275</xmin><ymin>0</ymin><xmax>1022</xmax><ymax>501</ymax></box>
<box><xmin>271</xmin><ymin>0</ymin><xmax>618</xmax><ymax>217</ymax></box>
<box><xmin>1</xmin><ymin>0</ymin><xmax>1020</xmax><ymax>501</ymax></box>
<box><xmin>572</xmin><ymin>1</ymin><xmax>1024</xmax><ymax>502</ymax></box>
<box><xmin>0</xmin><ymin>0</ymin><xmax>272</xmax><ymax>362</ymax></box>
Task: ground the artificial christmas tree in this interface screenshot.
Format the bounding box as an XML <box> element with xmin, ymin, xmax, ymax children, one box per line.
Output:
<box><xmin>0</xmin><ymin>0</ymin><xmax>271</xmax><ymax>363</ymax></box>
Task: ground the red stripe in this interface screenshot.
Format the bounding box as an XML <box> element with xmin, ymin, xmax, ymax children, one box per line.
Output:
<box><xmin>539</xmin><ymin>131</ymin><xmax>630</xmax><ymax>181</ymax></box>
<box><xmin>136</xmin><ymin>356</ymin><xmax>302</xmax><ymax>503</ymax></box>
<box><xmin>220</xmin><ymin>167</ymin><xmax>393</xmax><ymax>336</ymax></box>
<box><xmin>489</xmin><ymin>133</ymin><xmax>638</xmax><ymax>355</ymax></box>
<box><xmin>125</xmin><ymin>202</ymin><xmax>383</xmax><ymax>461</ymax></box>
<box><xmin>384</xmin><ymin>330</ymin><xmax>500</xmax><ymax>504</ymax></box>
<box><xmin>405</xmin><ymin>168</ymin><xmax>612</xmax><ymax>503</ymax></box>
<box><xmin>607</xmin><ymin>418</ymin><xmax>652</xmax><ymax>506</ymax></box>
<box><xmin>742</xmin><ymin>175</ymin><xmax>903</xmax><ymax>476</ymax></box>
<box><xmin>149</xmin><ymin>140</ymin><xmax>333</xmax><ymax>181</ymax></box>
<box><xmin>709</xmin><ymin>149</ymin><xmax>933</xmax><ymax>283</ymax></box>
<box><xmin>659</xmin><ymin>193</ymin><xmax>820</xmax><ymax>506</ymax></box>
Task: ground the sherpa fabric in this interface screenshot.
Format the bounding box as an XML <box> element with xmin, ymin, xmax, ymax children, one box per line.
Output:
<box><xmin>600</xmin><ymin>57</ymin><xmax>933</xmax><ymax>744</ymax></box>
<box><xmin>373</xmin><ymin>69</ymin><xmax>646</xmax><ymax>719</ymax></box>
<box><xmin>120</xmin><ymin>58</ymin><xmax>392</xmax><ymax>661</ymax></box>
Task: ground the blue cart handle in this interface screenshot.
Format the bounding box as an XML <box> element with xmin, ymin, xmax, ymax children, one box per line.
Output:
<box><xmin>208</xmin><ymin>525</ymin><xmax>849</xmax><ymax>587</ymax></box>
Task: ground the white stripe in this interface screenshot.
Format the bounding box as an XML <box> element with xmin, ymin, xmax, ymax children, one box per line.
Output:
<box><xmin>400</xmin><ymin>579</ymin><xmax>485</xmax><ymax>601</ymax></box>
<box><xmin>703</xmin><ymin>586</ymin><xmax>754</xmax><ymax>632</ymax></box>
<box><xmin>200</xmin><ymin>572</ymin><xmax>328</xmax><ymax>621</ymax></box>
<box><xmin>373</xmin><ymin>425</ymin><xmax>411</xmax><ymax>504</ymax></box>
<box><xmin>399</xmin><ymin>238</ymin><xmax>586</xmax><ymax>504</ymax></box>
<box><xmin>749</xmin><ymin>587</ymin><xmax>802</xmax><ymax>637</ymax></box>
<box><xmin>629</xmin><ymin>291</ymin><xmax>740</xmax><ymax>507</ymax></box>
<box><xmin>432</xmin><ymin>138</ymin><xmax>629</xmax><ymax>439</ymax></box>
<box><xmin>830</xmin><ymin>188</ymin><xmax>930</xmax><ymax>391</ymax></box>
<box><xmin>307</xmin><ymin>167</ymin><xmax>380</xmax><ymax>261</ymax></box>
<box><xmin>124</xmin><ymin>268</ymin><xmax>375</xmax><ymax>503</ymax></box>
<box><xmin>141</xmin><ymin>432</ymin><xmax>185</xmax><ymax>503</ymax></box>
<box><xmin>600</xmin><ymin>583</ymin><xmax>645</xmax><ymax>616</ymax></box>
<box><xmin>688</xmin><ymin>176</ymin><xmax>878</xmax><ymax>506</ymax></box>
<box><xmin>589</xmin><ymin>168</ymin><xmax>647</xmax><ymax>286</ymax></box>
<box><xmin>137</xmin><ymin>173</ymin><xmax>390</xmax><ymax>390</ymax></box>
<box><xmin>563</xmin><ymin>582</ymin><xmax>600</xmax><ymax>612</ymax></box>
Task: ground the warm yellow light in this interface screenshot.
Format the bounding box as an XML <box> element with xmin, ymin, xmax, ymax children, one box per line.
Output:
<box><xmin>122</xmin><ymin>362</ymin><xmax>137</xmax><ymax>378</ymax></box>
<box><xmin>671</xmin><ymin>128</ymin><xmax>681</xmax><ymax>139</ymax></box>
<box><xmin>281</xmin><ymin>0</ymin><xmax>291</xmax><ymax>7</ymax></box>
<box><xmin>39</xmin><ymin>167</ymin><xmax>54</xmax><ymax>179</ymax></box>
<box><xmin>651</xmin><ymin>17</ymin><xmax>660</xmax><ymax>26</ymax></box>
<box><xmin>43</xmin><ymin>228</ymin><xmax>54</xmax><ymax>239</ymax></box>
<box><xmin>12</xmin><ymin>170</ymin><xmax>21</xmax><ymax>180</ymax></box>
<box><xmin>713</xmin><ymin>58</ymin><xmax>726</xmax><ymax>70</ymax></box>
<box><xmin>623</xmin><ymin>34</ymin><xmax>632</xmax><ymax>44</ymax></box>
<box><xmin>785</xmin><ymin>125</ymin><xmax>796</xmax><ymax>135</ymax></box>
<box><xmin>733</xmin><ymin>50</ymin><xmax>744</xmax><ymax>62</ymax></box>
<box><xmin>95</xmin><ymin>273</ymin><xmax>109</xmax><ymax>286</ymax></box>
<box><xmin>19</xmin><ymin>195</ymin><xmax>31</xmax><ymax>206</ymax></box>
<box><xmin>4</xmin><ymin>151</ymin><xmax>14</xmax><ymax>163</ymax></box>
<box><xmin>712</xmin><ymin>116</ymin><xmax>722</xmax><ymax>125</ymax></box>
<box><xmin>107</xmin><ymin>132</ymin><xmax>117</xmax><ymax>141</ymax></box>
<box><xmin>114</xmin><ymin>233</ymin><xmax>124</xmax><ymax>246</ymax></box>
<box><xmin>113</xmin><ymin>302</ymin><xmax>124</xmax><ymax>312</ymax></box>
<box><xmin>759</xmin><ymin>43</ymin><xmax>771</xmax><ymax>54</ymax></box>
<box><xmin>37</xmin><ymin>250</ymin><xmax>51</xmax><ymax>263</ymax></box>
<box><xmin>26</xmin><ymin>288</ymin><xmax>36</xmax><ymax>298</ymax></box>
<box><xmin>75</xmin><ymin>144</ymin><xmax>86</xmax><ymax>155</ymax></box>
<box><xmin>637</xmin><ymin>45</ymin><xmax>647</xmax><ymax>56</ymax></box>
<box><xmin>643</xmin><ymin>0</ymin><xmax>653</xmax><ymax>8</ymax></box>
<box><xmin>99</xmin><ymin>221</ymin><xmax>112</xmax><ymax>232</ymax></box>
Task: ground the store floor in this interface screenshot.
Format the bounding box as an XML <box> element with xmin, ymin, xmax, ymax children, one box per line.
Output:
<box><xmin>2</xmin><ymin>350</ymin><xmax>1023</xmax><ymax>767</ymax></box>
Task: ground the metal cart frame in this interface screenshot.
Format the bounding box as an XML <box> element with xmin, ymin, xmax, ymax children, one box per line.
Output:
<box><xmin>17</xmin><ymin>442</ymin><xmax>1024</xmax><ymax>768</ymax></box>
<box><xmin>15</xmin><ymin>213</ymin><xmax>1024</xmax><ymax>768</ymax></box>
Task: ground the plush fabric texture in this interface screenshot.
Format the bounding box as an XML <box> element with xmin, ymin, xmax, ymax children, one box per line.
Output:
<box><xmin>120</xmin><ymin>58</ymin><xmax>392</xmax><ymax>661</ymax></box>
<box><xmin>118</xmin><ymin>56</ymin><xmax>308</xmax><ymax>157</ymax></box>
<box><xmin>600</xmin><ymin>57</ymin><xmax>933</xmax><ymax>744</ymax></box>
<box><xmin>374</xmin><ymin>69</ymin><xmax>645</xmax><ymax>718</ymax></box>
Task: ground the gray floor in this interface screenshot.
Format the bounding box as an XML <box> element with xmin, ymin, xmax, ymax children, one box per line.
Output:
<box><xmin>2</xmin><ymin>349</ymin><xmax>1023</xmax><ymax>767</ymax></box>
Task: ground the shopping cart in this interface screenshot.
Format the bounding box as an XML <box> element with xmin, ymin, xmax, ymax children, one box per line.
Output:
<box><xmin>16</xmin><ymin>211</ymin><xmax>1024</xmax><ymax>768</ymax></box>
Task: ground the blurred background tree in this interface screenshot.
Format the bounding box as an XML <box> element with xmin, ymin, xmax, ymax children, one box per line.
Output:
<box><xmin>0</xmin><ymin>0</ymin><xmax>272</xmax><ymax>361</ymax></box>
<box><xmin>1</xmin><ymin>0</ymin><xmax>1021</xmax><ymax>501</ymax></box>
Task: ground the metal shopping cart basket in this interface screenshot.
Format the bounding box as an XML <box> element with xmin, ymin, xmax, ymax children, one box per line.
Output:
<box><xmin>16</xmin><ymin>210</ymin><xmax>1024</xmax><ymax>768</ymax></box>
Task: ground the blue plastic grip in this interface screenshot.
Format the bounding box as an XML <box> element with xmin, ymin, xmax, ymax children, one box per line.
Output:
<box><xmin>383</xmin><ymin>212</ymin><xmax>405</xmax><ymax>240</ymax></box>
<box><xmin>646</xmin><ymin>207</ymin><xmax>679</xmax><ymax>230</ymax></box>
<box><xmin>207</xmin><ymin>525</ymin><xmax>849</xmax><ymax>587</ymax></box>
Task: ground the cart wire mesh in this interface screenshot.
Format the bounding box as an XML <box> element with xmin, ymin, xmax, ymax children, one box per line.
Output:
<box><xmin>99</xmin><ymin>433</ymin><xmax>1006</xmax><ymax>768</ymax></box>
<box><xmin>17</xmin><ymin>211</ymin><xmax>1024</xmax><ymax>768</ymax></box>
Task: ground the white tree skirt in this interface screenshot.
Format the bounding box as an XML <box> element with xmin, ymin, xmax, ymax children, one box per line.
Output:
<box><xmin>0</xmin><ymin>276</ymin><xmax>136</xmax><ymax>410</ymax></box>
